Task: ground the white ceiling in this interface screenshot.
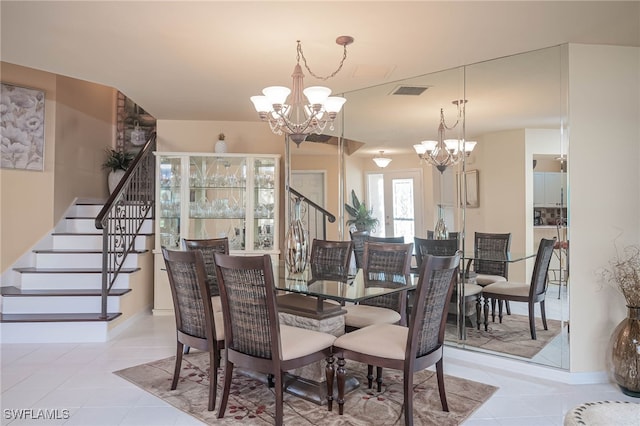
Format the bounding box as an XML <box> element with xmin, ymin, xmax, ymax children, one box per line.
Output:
<box><xmin>2</xmin><ymin>1</ymin><xmax>639</xmax><ymax>155</ymax></box>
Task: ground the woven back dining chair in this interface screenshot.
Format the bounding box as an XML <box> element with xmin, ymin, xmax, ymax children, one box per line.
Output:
<box><xmin>162</xmin><ymin>248</ymin><xmax>224</xmax><ymax>412</ymax></box>
<box><xmin>332</xmin><ymin>252</ymin><xmax>461</xmax><ymax>425</ymax></box>
<box><xmin>213</xmin><ymin>253</ymin><xmax>337</xmax><ymax>425</ymax></box>
<box><xmin>481</xmin><ymin>238</ymin><xmax>556</xmax><ymax>339</ymax></box>
<box><xmin>349</xmin><ymin>230</ymin><xmax>370</xmax><ymax>269</ymax></box>
<box><xmin>309</xmin><ymin>239</ymin><xmax>354</xmax><ymax>282</ymax></box>
<box><xmin>183</xmin><ymin>237</ymin><xmax>229</xmax><ymax>354</ymax></box>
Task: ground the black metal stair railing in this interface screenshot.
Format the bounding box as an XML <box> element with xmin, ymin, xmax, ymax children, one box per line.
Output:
<box><xmin>95</xmin><ymin>133</ymin><xmax>156</xmax><ymax>319</ymax></box>
<box><xmin>287</xmin><ymin>186</ymin><xmax>335</xmax><ymax>242</ymax></box>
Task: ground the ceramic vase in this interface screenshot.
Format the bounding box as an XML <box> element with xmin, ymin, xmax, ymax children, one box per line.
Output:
<box><xmin>285</xmin><ymin>200</ymin><xmax>309</xmax><ymax>273</ymax></box>
<box><xmin>108</xmin><ymin>169</ymin><xmax>126</xmax><ymax>194</ymax></box>
<box><xmin>214</xmin><ymin>139</ymin><xmax>227</xmax><ymax>153</ymax></box>
<box><xmin>609</xmin><ymin>306</ymin><xmax>640</xmax><ymax>397</ymax></box>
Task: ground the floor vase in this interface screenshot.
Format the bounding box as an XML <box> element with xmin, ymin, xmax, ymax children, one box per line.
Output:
<box><xmin>285</xmin><ymin>200</ymin><xmax>309</xmax><ymax>273</ymax></box>
<box><xmin>610</xmin><ymin>306</ymin><xmax>640</xmax><ymax>397</ymax></box>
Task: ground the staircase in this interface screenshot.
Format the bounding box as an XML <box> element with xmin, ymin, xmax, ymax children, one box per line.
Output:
<box><xmin>0</xmin><ymin>200</ymin><xmax>154</xmax><ymax>343</ymax></box>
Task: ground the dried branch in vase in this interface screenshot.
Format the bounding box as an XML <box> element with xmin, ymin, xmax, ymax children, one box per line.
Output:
<box><xmin>598</xmin><ymin>244</ymin><xmax>640</xmax><ymax>307</ymax></box>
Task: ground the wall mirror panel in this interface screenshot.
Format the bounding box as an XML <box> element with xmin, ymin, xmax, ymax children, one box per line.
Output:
<box><xmin>333</xmin><ymin>45</ymin><xmax>568</xmax><ymax>369</ymax></box>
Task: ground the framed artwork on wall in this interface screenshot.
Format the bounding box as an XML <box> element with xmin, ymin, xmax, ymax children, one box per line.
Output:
<box><xmin>458</xmin><ymin>169</ymin><xmax>479</xmax><ymax>208</ymax></box>
<box><xmin>0</xmin><ymin>83</ymin><xmax>46</xmax><ymax>171</ymax></box>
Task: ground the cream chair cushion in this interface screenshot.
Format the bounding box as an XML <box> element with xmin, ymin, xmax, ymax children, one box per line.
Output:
<box><xmin>482</xmin><ymin>281</ymin><xmax>529</xmax><ymax>297</ymax></box>
<box><xmin>333</xmin><ymin>323</ymin><xmax>408</xmax><ymax>360</ymax></box>
<box><xmin>476</xmin><ymin>274</ymin><xmax>507</xmax><ymax>286</ymax></box>
<box><xmin>211</xmin><ymin>295</ymin><xmax>222</xmax><ymax>312</ymax></box>
<box><xmin>214</xmin><ymin>311</ymin><xmax>225</xmax><ymax>339</ymax></box>
<box><xmin>279</xmin><ymin>324</ymin><xmax>336</xmax><ymax>361</ymax></box>
<box><xmin>344</xmin><ymin>305</ymin><xmax>402</xmax><ymax>329</ymax></box>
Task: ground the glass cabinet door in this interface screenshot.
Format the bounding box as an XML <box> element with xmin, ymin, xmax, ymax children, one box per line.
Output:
<box><xmin>253</xmin><ymin>157</ymin><xmax>277</xmax><ymax>251</ymax></box>
<box><xmin>158</xmin><ymin>156</ymin><xmax>182</xmax><ymax>249</ymax></box>
<box><xmin>188</xmin><ymin>156</ymin><xmax>247</xmax><ymax>250</ymax></box>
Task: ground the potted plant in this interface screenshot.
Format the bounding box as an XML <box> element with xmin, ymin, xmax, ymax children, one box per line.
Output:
<box><xmin>102</xmin><ymin>148</ymin><xmax>134</xmax><ymax>193</ymax></box>
<box><xmin>344</xmin><ymin>189</ymin><xmax>379</xmax><ymax>232</ymax></box>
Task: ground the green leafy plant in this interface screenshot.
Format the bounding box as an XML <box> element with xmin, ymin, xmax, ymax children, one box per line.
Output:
<box><xmin>102</xmin><ymin>148</ymin><xmax>134</xmax><ymax>172</ymax></box>
<box><xmin>344</xmin><ymin>189</ymin><xmax>379</xmax><ymax>232</ymax></box>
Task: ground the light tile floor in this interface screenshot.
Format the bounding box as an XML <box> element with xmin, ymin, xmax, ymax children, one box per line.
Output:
<box><xmin>2</xmin><ymin>308</ymin><xmax>637</xmax><ymax>426</ymax></box>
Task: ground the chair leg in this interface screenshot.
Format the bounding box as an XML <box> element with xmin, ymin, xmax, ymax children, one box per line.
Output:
<box><xmin>528</xmin><ymin>302</ymin><xmax>537</xmax><ymax>340</ymax></box>
<box><xmin>217</xmin><ymin>359</ymin><xmax>234</xmax><ymax>419</ymax></box>
<box><xmin>505</xmin><ymin>300</ymin><xmax>511</xmax><ymax>315</ymax></box>
<box><xmin>337</xmin><ymin>357</ymin><xmax>346</xmax><ymax>416</ymax></box>
<box><xmin>367</xmin><ymin>364</ymin><xmax>374</xmax><ymax>389</ymax></box>
<box><xmin>171</xmin><ymin>342</ymin><xmax>183</xmax><ymax>390</ymax></box>
<box><xmin>326</xmin><ymin>355</ymin><xmax>335</xmax><ymax>411</ymax></box>
<box><xmin>490</xmin><ymin>298</ymin><xmax>497</xmax><ymax>322</ymax></box>
<box><xmin>376</xmin><ymin>366</ymin><xmax>383</xmax><ymax>392</ymax></box>
<box><xmin>475</xmin><ymin>295</ymin><xmax>481</xmax><ymax>330</ymax></box>
<box><xmin>183</xmin><ymin>345</ymin><xmax>190</xmax><ymax>355</ymax></box>
<box><xmin>435</xmin><ymin>358</ymin><xmax>449</xmax><ymax>412</ymax></box>
<box><xmin>540</xmin><ymin>300</ymin><xmax>548</xmax><ymax>330</ymax></box>
<box><xmin>208</xmin><ymin>350</ymin><xmax>216</xmax><ymax>411</ymax></box>
<box><xmin>498</xmin><ymin>299</ymin><xmax>504</xmax><ymax>323</ymax></box>
<box><xmin>275</xmin><ymin>372</ymin><xmax>284</xmax><ymax>426</ymax></box>
<box><xmin>403</xmin><ymin>369</ymin><xmax>414</xmax><ymax>426</ymax></box>
<box><xmin>483</xmin><ymin>297</ymin><xmax>489</xmax><ymax>331</ymax></box>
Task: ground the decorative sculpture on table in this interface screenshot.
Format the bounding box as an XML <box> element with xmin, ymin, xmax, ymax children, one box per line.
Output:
<box><xmin>285</xmin><ymin>197</ymin><xmax>309</xmax><ymax>273</ymax></box>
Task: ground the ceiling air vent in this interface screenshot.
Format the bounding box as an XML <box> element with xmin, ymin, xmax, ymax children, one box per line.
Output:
<box><xmin>390</xmin><ymin>85</ymin><xmax>431</xmax><ymax>96</ymax></box>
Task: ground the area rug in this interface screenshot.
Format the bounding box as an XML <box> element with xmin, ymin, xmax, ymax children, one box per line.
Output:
<box><xmin>114</xmin><ymin>352</ymin><xmax>498</xmax><ymax>425</ymax></box>
<box><xmin>446</xmin><ymin>313</ymin><xmax>563</xmax><ymax>359</ymax></box>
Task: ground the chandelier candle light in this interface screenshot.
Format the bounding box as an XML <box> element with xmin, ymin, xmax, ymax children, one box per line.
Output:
<box><xmin>250</xmin><ymin>37</ymin><xmax>353</xmax><ymax>146</ymax></box>
<box><xmin>414</xmin><ymin>100</ymin><xmax>476</xmax><ymax>173</ymax></box>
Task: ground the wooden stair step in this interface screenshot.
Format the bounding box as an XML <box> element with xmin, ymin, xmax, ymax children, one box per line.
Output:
<box><xmin>13</xmin><ymin>267</ymin><xmax>140</xmax><ymax>274</ymax></box>
<box><xmin>0</xmin><ymin>313</ymin><xmax>121</xmax><ymax>322</ymax></box>
<box><xmin>32</xmin><ymin>248</ymin><xmax>148</xmax><ymax>254</ymax></box>
<box><xmin>1</xmin><ymin>286</ymin><xmax>131</xmax><ymax>297</ymax></box>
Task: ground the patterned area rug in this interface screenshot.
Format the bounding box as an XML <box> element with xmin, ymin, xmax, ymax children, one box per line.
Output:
<box><xmin>446</xmin><ymin>313</ymin><xmax>563</xmax><ymax>359</ymax></box>
<box><xmin>114</xmin><ymin>352</ymin><xmax>498</xmax><ymax>425</ymax></box>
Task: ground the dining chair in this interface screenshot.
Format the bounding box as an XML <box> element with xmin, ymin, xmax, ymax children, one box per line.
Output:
<box><xmin>309</xmin><ymin>238</ymin><xmax>354</xmax><ymax>282</ymax></box>
<box><xmin>426</xmin><ymin>230</ymin><xmax>460</xmax><ymax>243</ymax></box>
<box><xmin>183</xmin><ymin>237</ymin><xmax>229</xmax><ymax>354</ymax></box>
<box><xmin>466</xmin><ymin>232</ymin><xmax>512</xmax><ymax>314</ymax></box>
<box><xmin>367</xmin><ymin>235</ymin><xmax>405</xmax><ymax>243</ymax></box>
<box><xmin>349</xmin><ymin>230</ymin><xmax>370</xmax><ymax>269</ymax></box>
<box><xmin>344</xmin><ymin>241</ymin><xmax>413</xmax><ymax>330</ymax></box>
<box><xmin>213</xmin><ymin>253</ymin><xmax>337</xmax><ymax>425</ymax></box>
<box><xmin>161</xmin><ymin>248</ymin><xmax>224</xmax><ymax>411</ymax></box>
<box><xmin>414</xmin><ymin>236</ymin><xmax>483</xmax><ymax>329</ymax></box>
<box><xmin>331</xmin><ymin>252</ymin><xmax>461</xmax><ymax>425</ymax></box>
<box><xmin>481</xmin><ymin>238</ymin><xmax>556</xmax><ymax>339</ymax></box>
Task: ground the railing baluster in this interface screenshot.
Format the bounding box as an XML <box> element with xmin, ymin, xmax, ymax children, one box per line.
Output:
<box><xmin>96</xmin><ymin>133</ymin><xmax>156</xmax><ymax>319</ymax></box>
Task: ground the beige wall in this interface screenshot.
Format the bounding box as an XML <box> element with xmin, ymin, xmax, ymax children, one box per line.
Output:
<box><xmin>1</xmin><ymin>63</ymin><xmax>57</xmax><ymax>273</ymax></box>
<box><xmin>1</xmin><ymin>62</ymin><xmax>117</xmax><ymax>275</ymax></box>
<box><xmin>54</xmin><ymin>75</ymin><xmax>116</xmax><ymax>219</ymax></box>
<box><xmin>568</xmin><ymin>44</ymin><xmax>640</xmax><ymax>373</ymax></box>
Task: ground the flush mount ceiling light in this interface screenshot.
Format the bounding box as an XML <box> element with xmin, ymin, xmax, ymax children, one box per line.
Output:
<box><xmin>413</xmin><ymin>100</ymin><xmax>476</xmax><ymax>173</ymax></box>
<box><xmin>373</xmin><ymin>151</ymin><xmax>392</xmax><ymax>168</ymax></box>
<box><xmin>250</xmin><ymin>36</ymin><xmax>353</xmax><ymax>146</ymax></box>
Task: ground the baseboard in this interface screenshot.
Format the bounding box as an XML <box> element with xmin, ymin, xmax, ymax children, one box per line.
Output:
<box><xmin>444</xmin><ymin>346</ymin><xmax>609</xmax><ymax>385</ymax></box>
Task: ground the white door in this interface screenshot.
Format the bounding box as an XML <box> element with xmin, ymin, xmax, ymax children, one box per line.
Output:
<box><xmin>291</xmin><ymin>171</ymin><xmax>326</xmax><ymax>240</ymax></box>
<box><xmin>367</xmin><ymin>169</ymin><xmax>423</xmax><ymax>244</ymax></box>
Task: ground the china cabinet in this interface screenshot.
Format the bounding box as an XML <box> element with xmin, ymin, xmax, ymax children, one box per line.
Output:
<box><xmin>153</xmin><ymin>152</ymin><xmax>280</xmax><ymax>314</ymax></box>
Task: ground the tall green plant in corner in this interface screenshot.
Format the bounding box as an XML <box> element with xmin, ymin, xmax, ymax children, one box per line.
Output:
<box><xmin>344</xmin><ymin>190</ymin><xmax>379</xmax><ymax>232</ymax></box>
